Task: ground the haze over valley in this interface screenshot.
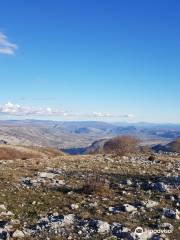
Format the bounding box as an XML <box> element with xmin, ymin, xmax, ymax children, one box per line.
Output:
<box><xmin>0</xmin><ymin>120</ymin><xmax>179</xmax><ymax>150</ymax></box>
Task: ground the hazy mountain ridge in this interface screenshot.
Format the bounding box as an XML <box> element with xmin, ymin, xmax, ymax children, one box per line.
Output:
<box><xmin>0</xmin><ymin>120</ymin><xmax>179</xmax><ymax>149</ymax></box>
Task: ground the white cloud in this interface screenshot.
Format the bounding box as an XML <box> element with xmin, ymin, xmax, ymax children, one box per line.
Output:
<box><xmin>92</xmin><ymin>112</ymin><xmax>134</xmax><ymax>118</ymax></box>
<box><xmin>92</xmin><ymin>112</ymin><xmax>113</xmax><ymax>117</ymax></box>
<box><xmin>0</xmin><ymin>102</ymin><xmax>134</xmax><ymax>119</ymax></box>
<box><xmin>0</xmin><ymin>32</ymin><xmax>17</xmax><ymax>55</ymax></box>
<box><xmin>122</xmin><ymin>113</ymin><xmax>134</xmax><ymax>118</ymax></box>
<box><xmin>0</xmin><ymin>102</ymin><xmax>66</xmax><ymax>116</ymax></box>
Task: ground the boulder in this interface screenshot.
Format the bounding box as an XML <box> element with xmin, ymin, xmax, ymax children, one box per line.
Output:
<box><xmin>97</xmin><ymin>220</ymin><xmax>110</xmax><ymax>234</ymax></box>
<box><xmin>123</xmin><ymin>204</ymin><xmax>137</xmax><ymax>213</ymax></box>
<box><xmin>163</xmin><ymin>208</ymin><xmax>176</xmax><ymax>219</ymax></box>
<box><xmin>37</xmin><ymin>172</ymin><xmax>56</xmax><ymax>179</ymax></box>
<box><xmin>142</xmin><ymin>200</ymin><xmax>159</xmax><ymax>208</ymax></box>
<box><xmin>12</xmin><ymin>230</ymin><xmax>25</xmax><ymax>238</ymax></box>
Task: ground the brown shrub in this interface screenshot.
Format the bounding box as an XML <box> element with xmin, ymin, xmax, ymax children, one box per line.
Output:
<box><xmin>82</xmin><ymin>174</ymin><xmax>110</xmax><ymax>196</ymax></box>
<box><xmin>103</xmin><ymin>135</ymin><xmax>139</xmax><ymax>156</ymax></box>
<box><xmin>148</xmin><ymin>155</ymin><xmax>156</xmax><ymax>161</ymax></box>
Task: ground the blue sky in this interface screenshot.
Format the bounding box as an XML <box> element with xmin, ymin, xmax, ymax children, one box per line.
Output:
<box><xmin>0</xmin><ymin>0</ymin><xmax>180</xmax><ymax>123</ymax></box>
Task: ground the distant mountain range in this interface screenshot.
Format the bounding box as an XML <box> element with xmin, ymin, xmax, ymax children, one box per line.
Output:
<box><xmin>0</xmin><ymin>120</ymin><xmax>179</xmax><ymax>150</ymax></box>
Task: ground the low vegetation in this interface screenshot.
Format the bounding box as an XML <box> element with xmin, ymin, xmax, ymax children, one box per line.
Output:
<box><xmin>0</xmin><ymin>145</ymin><xmax>64</xmax><ymax>160</ymax></box>
<box><xmin>0</xmin><ymin>144</ymin><xmax>179</xmax><ymax>239</ymax></box>
<box><xmin>103</xmin><ymin>135</ymin><xmax>139</xmax><ymax>156</ymax></box>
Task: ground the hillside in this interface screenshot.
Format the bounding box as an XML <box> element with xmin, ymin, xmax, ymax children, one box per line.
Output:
<box><xmin>0</xmin><ymin>144</ymin><xmax>64</xmax><ymax>160</ymax></box>
<box><xmin>0</xmin><ymin>144</ymin><xmax>179</xmax><ymax>239</ymax></box>
<box><xmin>0</xmin><ymin>120</ymin><xmax>178</xmax><ymax>150</ymax></box>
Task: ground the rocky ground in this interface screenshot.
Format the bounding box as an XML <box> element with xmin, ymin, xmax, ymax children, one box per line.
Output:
<box><xmin>0</xmin><ymin>146</ymin><xmax>179</xmax><ymax>239</ymax></box>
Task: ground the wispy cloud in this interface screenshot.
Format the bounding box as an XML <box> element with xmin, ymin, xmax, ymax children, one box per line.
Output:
<box><xmin>0</xmin><ymin>32</ymin><xmax>17</xmax><ymax>55</ymax></box>
<box><xmin>123</xmin><ymin>114</ymin><xmax>134</xmax><ymax>118</ymax></box>
<box><xmin>92</xmin><ymin>112</ymin><xmax>134</xmax><ymax>118</ymax></box>
<box><xmin>0</xmin><ymin>102</ymin><xmax>134</xmax><ymax>119</ymax></box>
<box><xmin>0</xmin><ymin>102</ymin><xmax>67</xmax><ymax>116</ymax></box>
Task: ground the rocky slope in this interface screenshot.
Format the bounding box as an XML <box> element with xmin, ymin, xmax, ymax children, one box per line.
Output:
<box><xmin>0</xmin><ymin>145</ymin><xmax>179</xmax><ymax>239</ymax></box>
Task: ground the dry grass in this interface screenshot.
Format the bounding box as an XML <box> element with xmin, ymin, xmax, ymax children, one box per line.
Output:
<box><xmin>0</xmin><ymin>146</ymin><xmax>40</xmax><ymax>160</ymax></box>
<box><xmin>26</xmin><ymin>146</ymin><xmax>65</xmax><ymax>157</ymax></box>
<box><xmin>0</xmin><ymin>146</ymin><xmax>179</xmax><ymax>239</ymax></box>
<box><xmin>0</xmin><ymin>145</ymin><xmax>64</xmax><ymax>160</ymax></box>
<box><xmin>82</xmin><ymin>174</ymin><xmax>111</xmax><ymax>196</ymax></box>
